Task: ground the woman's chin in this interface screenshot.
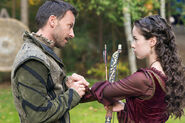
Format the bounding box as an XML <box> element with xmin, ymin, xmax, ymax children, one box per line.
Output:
<box><xmin>136</xmin><ymin>56</ymin><xmax>144</xmax><ymax>60</ymax></box>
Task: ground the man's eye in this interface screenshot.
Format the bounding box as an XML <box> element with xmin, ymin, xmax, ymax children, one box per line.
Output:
<box><xmin>69</xmin><ymin>24</ymin><xmax>73</xmax><ymax>28</ymax></box>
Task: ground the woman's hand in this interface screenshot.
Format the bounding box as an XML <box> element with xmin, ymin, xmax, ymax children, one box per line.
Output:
<box><xmin>105</xmin><ymin>101</ymin><xmax>125</xmax><ymax>112</ymax></box>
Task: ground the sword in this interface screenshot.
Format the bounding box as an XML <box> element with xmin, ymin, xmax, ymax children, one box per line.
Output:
<box><xmin>105</xmin><ymin>44</ymin><xmax>122</xmax><ymax>123</ymax></box>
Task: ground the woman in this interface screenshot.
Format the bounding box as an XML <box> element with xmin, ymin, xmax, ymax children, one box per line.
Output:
<box><xmin>90</xmin><ymin>15</ymin><xmax>185</xmax><ymax>123</ymax></box>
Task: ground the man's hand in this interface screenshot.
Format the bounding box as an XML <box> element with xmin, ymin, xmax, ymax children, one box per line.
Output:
<box><xmin>70</xmin><ymin>73</ymin><xmax>89</xmax><ymax>86</ymax></box>
<box><xmin>105</xmin><ymin>101</ymin><xmax>125</xmax><ymax>112</ymax></box>
<box><xmin>66</xmin><ymin>73</ymin><xmax>89</xmax><ymax>97</ymax></box>
<box><xmin>68</xmin><ymin>81</ymin><xmax>86</xmax><ymax>97</ymax></box>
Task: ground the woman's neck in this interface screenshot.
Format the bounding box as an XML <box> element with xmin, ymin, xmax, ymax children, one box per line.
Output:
<box><xmin>147</xmin><ymin>57</ymin><xmax>165</xmax><ymax>75</ymax></box>
<box><xmin>147</xmin><ymin>53</ymin><xmax>157</xmax><ymax>67</ymax></box>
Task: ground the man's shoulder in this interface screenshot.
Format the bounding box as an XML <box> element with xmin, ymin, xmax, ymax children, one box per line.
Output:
<box><xmin>14</xmin><ymin>60</ymin><xmax>49</xmax><ymax>79</ymax></box>
<box><xmin>16</xmin><ymin>41</ymin><xmax>48</xmax><ymax>63</ymax></box>
<box><xmin>11</xmin><ymin>41</ymin><xmax>50</xmax><ymax>78</ymax></box>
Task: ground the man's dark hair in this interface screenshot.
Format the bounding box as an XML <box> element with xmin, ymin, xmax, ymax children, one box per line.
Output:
<box><xmin>35</xmin><ymin>0</ymin><xmax>77</xmax><ymax>29</ymax></box>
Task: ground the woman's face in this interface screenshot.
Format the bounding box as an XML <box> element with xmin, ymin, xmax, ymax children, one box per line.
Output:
<box><xmin>131</xmin><ymin>26</ymin><xmax>151</xmax><ymax>59</ymax></box>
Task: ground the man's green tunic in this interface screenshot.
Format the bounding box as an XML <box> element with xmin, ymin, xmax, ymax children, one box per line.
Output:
<box><xmin>11</xmin><ymin>32</ymin><xmax>81</xmax><ymax>123</ymax></box>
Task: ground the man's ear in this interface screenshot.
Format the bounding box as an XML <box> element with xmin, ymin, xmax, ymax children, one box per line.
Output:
<box><xmin>150</xmin><ymin>36</ymin><xmax>157</xmax><ymax>47</ymax></box>
<box><xmin>48</xmin><ymin>15</ymin><xmax>57</xmax><ymax>28</ymax></box>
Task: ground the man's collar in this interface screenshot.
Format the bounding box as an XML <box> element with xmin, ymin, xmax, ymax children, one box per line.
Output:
<box><xmin>23</xmin><ymin>31</ymin><xmax>64</xmax><ymax>67</ymax></box>
<box><xmin>31</xmin><ymin>32</ymin><xmax>54</xmax><ymax>48</ymax></box>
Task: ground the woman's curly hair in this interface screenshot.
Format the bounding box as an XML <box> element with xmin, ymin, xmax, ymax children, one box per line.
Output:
<box><xmin>134</xmin><ymin>15</ymin><xmax>185</xmax><ymax>118</ymax></box>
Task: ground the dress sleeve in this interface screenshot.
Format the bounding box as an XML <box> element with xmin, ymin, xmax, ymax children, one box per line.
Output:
<box><xmin>103</xmin><ymin>71</ymin><xmax>153</xmax><ymax>99</ymax></box>
<box><xmin>91</xmin><ymin>70</ymin><xmax>153</xmax><ymax>105</ymax></box>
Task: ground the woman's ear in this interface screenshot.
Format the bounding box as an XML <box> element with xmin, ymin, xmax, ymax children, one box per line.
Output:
<box><xmin>150</xmin><ymin>37</ymin><xmax>157</xmax><ymax>47</ymax></box>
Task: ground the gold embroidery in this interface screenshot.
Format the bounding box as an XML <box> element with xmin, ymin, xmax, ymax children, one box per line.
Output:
<box><xmin>139</xmin><ymin>71</ymin><xmax>156</xmax><ymax>100</ymax></box>
<box><xmin>149</xmin><ymin>70</ymin><xmax>167</xmax><ymax>93</ymax></box>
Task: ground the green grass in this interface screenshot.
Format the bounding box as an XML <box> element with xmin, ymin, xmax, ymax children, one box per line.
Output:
<box><xmin>70</xmin><ymin>101</ymin><xmax>119</xmax><ymax>123</ymax></box>
<box><xmin>0</xmin><ymin>86</ymin><xmax>185</xmax><ymax>123</ymax></box>
<box><xmin>0</xmin><ymin>88</ymin><xmax>19</xmax><ymax>123</ymax></box>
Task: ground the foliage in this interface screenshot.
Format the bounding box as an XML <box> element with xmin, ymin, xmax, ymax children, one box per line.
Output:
<box><xmin>64</xmin><ymin>0</ymin><xmax>124</xmax><ymax>26</ymax></box>
<box><xmin>0</xmin><ymin>0</ymin><xmax>14</xmax><ymax>17</ymax></box>
<box><xmin>87</xmin><ymin>61</ymin><xmax>130</xmax><ymax>80</ymax></box>
<box><xmin>120</xmin><ymin>0</ymin><xmax>161</xmax><ymax>23</ymax></box>
<box><xmin>62</xmin><ymin>0</ymin><xmax>152</xmax><ymax>75</ymax></box>
<box><xmin>168</xmin><ymin>0</ymin><xmax>185</xmax><ymax>24</ymax></box>
<box><xmin>61</xmin><ymin>27</ymin><xmax>99</xmax><ymax>74</ymax></box>
<box><xmin>28</xmin><ymin>0</ymin><xmax>41</xmax><ymax>5</ymax></box>
<box><xmin>64</xmin><ymin>0</ymin><xmax>161</xmax><ymax>26</ymax></box>
<box><xmin>65</xmin><ymin>0</ymin><xmax>161</xmax><ymax>25</ymax></box>
<box><xmin>0</xmin><ymin>0</ymin><xmax>10</xmax><ymax>4</ymax></box>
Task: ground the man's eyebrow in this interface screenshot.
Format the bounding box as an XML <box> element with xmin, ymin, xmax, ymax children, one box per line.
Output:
<box><xmin>70</xmin><ymin>23</ymin><xmax>74</xmax><ymax>27</ymax></box>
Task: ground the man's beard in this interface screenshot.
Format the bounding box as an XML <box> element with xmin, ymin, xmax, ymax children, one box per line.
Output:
<box><xmin>53</xmin><ymin>33</ymin><xmax>65</xmax><ymax>48</ymax></box>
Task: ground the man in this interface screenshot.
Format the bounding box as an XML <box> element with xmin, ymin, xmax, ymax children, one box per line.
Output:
<box><xmin>11</xmin><ymin>0</ymin><xmax>88</xmax><ymax>122</ymax></box>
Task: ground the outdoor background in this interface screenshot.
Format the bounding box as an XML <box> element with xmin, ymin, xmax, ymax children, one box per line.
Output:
<box><xmin>0</xmin><ymin>0</ymin><xmax>184</xmax><ymax>123</ymax></box>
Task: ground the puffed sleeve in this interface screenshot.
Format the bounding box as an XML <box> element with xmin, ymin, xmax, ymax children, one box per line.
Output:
<box><xmin>91</xmin><ymin>70</ymin><xmax>153</xmax><ymax>106</ymax></box>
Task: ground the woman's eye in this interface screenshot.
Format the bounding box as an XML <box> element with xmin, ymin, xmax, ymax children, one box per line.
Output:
<box><xmin>133</xmin><ymin>36</ymin><xmax>137</xmax><ymax>41</ymax></box>
<box><xmin>133</xmin><ymin>37</ymin><xmax>137</xmax><ymax>41</ymax></box>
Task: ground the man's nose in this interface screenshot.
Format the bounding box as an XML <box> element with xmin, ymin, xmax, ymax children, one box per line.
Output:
<box><xmin>69</xmin><ymin>29</ymin><xmax>75</xmax><ymax>38</ymax></box>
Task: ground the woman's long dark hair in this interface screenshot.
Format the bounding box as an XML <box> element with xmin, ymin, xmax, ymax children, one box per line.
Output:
<box><xmin>134</xmin><ymin>15</ymin><xmax>185</xmax><ymax>118</ymax></box>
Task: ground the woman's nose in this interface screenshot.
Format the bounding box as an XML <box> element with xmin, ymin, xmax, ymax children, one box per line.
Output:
<box><xmin>131</xmin><ymin>42</ymin><xmax>135</xmax><ymax>49</ymax></box>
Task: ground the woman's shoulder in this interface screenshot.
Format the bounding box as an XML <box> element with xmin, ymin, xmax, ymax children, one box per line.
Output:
<box><xmin>137</xmin><ymin>67</ymin><xmax>167</xmax><ymax>91</ymax></box>
<box><xmin>139</xmin><ymin>67</ymin><xmax>167</xmax><ymax>81</ymax></box>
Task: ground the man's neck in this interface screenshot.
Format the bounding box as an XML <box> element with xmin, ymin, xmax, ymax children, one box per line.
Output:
<box><xmin>36</xmin><ymin>29</ymin><xmax>50</xmax><ymax>39</ymax></box>
<box><xmin>36</xmin><ymin>29</ymin><xmax>55</xmax><ymax>48</ymax></box>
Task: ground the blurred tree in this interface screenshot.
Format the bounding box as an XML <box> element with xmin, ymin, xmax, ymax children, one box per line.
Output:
<box><xmin>161</xmin><ymin>0</ymin><xmax>166</xmax><ymax>18</ymax></box>
<box><xmin>123</xmin><ymin>0</ymin><xmax>137</xmax><ymax>73</ymax></box>
<box><xmin>21</xmin><ymin>0</ymin><xmax>28</xmax><ymax>26</ymax></box>
<box><xmin>12</xmin><ymin>0</ymin><xmax>16</xmax><ymax>18</ymax></box>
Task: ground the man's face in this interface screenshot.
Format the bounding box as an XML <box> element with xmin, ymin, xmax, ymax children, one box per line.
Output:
<box><xmin>52</xmin><ymin>10</ymin><xmax>75</xmax><ymax>48</ymax></box>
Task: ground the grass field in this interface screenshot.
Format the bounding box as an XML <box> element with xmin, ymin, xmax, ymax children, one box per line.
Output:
<box><xmin>0</xmin><ymin>84</ymin><xmax>185</xmax><ymax>123</ymax></box>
